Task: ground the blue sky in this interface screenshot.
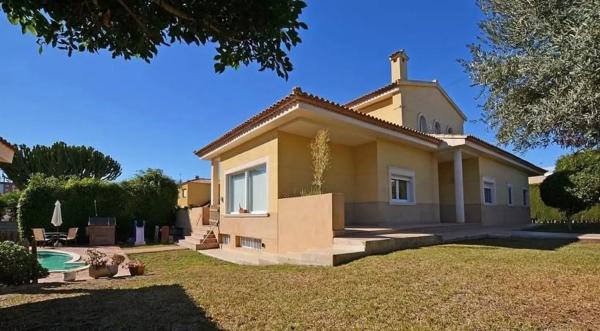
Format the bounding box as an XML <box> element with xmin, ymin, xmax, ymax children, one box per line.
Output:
<box><xmin>0</xmin><ymin>1</ymin><xmax>565</xmax><ymax>181</ymax></box>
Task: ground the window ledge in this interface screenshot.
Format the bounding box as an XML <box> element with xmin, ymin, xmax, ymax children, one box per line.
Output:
<box><xmin>389</xmin><ymin>200</ymin><xmax>416</xmax><ymax>206</ymax></box>
<box><xmin>223</xmin><ymin>213</ymin><xmax>270</xmax><ymax>218</ymax></box>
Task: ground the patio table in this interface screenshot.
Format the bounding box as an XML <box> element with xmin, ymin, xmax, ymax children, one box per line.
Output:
<box><xmin>45</xmin><ymin>231</ymin><xmax>66</xmax><ymax>246</ymax></box>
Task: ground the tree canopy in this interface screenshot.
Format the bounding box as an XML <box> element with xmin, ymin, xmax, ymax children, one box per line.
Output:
<box><xmin>0</xmin><ymin>141</ymin><xmax>122</xmax><ymax>189</ymax></box>
<box><xmin>0</xmin><ymin>0</ymin><xmax>307</xmax><ymax>79</ymax></box>
<box><xmin>464</xmin><ymin>0</ymin><xmax>600</xmax><ymax>151</ymax></box>
<box><xmin>540</xmin><ymin>149</ymin><xmax>600</xmax><ymax>220</ymax></box>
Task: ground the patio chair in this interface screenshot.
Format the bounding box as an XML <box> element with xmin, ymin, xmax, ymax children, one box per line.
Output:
<box><xmin>32</xmin><ymin>228</ymin><xmax>51</xmax><ymax>246</ymax></box>
<box><xmin>60</xmin><ymin>227</ymin><xmax>78</xmax><ymax>246</ymax></box>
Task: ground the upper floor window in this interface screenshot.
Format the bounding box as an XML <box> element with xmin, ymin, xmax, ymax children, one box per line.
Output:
<box><xmin>418</xmin><ymin>115</ymin><xmax>427</xmax><ymax>132</ymax></box>
<box><xmin>447</xmin><ymin>127</ymin><xmax>454</xmax><ymax>134</ymax></box>
<box><xmin>181</xmin><ymin>188</ymin><xmax>188</xmax><ymax>198</ymax></box>
<box><xmin>227</xmin><ymin>163</ymin><xmax>267</xmax><ymax>214</ymax></box>
<box><xmin>434</xmin><ymin>121</ymin><xmax>441</xmax><ymax>134</ymax></box>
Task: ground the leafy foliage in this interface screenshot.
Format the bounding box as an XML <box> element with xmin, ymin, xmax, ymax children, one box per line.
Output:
<box><xmin>0</xmin><ymin>0</ymin><xmax>308</xmax><ymax>79</ymax></box>
<box><xmin>17</xmin><ymin>169</ymin><xmax>177</xmax><ymax>241</ymax></box>
<box><xmin>310</xmin><ymin>129</ymin><xmax>331</xmax><ymax>194</ymax></box>
<box><xmin>0</xmin><ymin>191</ymin><xmax>21</xmax><ymax>221</ymax></box>
<box><xmin>0</xmin><ymin>141</ymin><xmax>122</xmax><ymax>189</ymax></box>
<box><xmin>121</xmin><ymin>169</ymin><xmax>178</xmax><ymax>238</ymax></box>
<box><xmin>464</xmin><ymin>0</ymin><xmax>600</xmax><ymax>150</ymax></box>
<box><xmin>0</xmin><ymin>241</ymin><xmax>48</xmax><ymax>285</ymax></box>
<box><xmin>540</xmin><ymin>150</ymin><xmax>600</xmax><ymax>219</ymax></box>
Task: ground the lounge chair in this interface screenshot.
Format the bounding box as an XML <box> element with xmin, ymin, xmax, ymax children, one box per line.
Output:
<box><xmin>60</xmin><ymin>227</ymin><xmax>78</xmax><ymax>246</ymax></box>
<box><xmin>32</xmin><ymin>228</ymin><xmax>51</xmax><ymax>246</ymax></box>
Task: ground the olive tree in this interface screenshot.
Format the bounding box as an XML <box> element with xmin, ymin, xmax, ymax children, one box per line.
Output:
<box><xmin>464</xmin><ymin>0</ymin><xmax>600</xmax><ymax>151</ymax></box>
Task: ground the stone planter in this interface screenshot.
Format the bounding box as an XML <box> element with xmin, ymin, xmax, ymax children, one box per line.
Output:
<box><xmin>88</xmin><ymin>265</ymin><xmax>118</xmax><ymax>279</ymax></box>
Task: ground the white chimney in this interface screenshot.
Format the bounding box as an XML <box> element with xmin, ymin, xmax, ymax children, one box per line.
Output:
<box><xmin>389</xmin><ymin>50</ymin><xmax>409</xmax><ymax>81</ymax></box>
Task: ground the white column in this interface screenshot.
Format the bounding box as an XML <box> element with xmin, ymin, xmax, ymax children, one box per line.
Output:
<box><xmin>210</xmin><ymin>159</ymin><xmax>219</xmax><ymax>207</ymax></box>
<box><xmin>453</xmin><ymin>149</ymin><xmax>465</xmax><ymax>223</ymax></box>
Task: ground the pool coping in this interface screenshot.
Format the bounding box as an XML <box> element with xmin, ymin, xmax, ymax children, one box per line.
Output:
<box><xmin>38</xmin><ymin>248</ymin><xmax>90</xmax><ymax>273</ymax></box>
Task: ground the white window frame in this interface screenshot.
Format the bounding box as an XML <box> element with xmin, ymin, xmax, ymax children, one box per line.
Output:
<box><xmin>522</xmin><ymin>187</ymin><xmax>529</xmax><ymax>207</ymax></box>
<box><xmin>239</xmin><ymin>236</ymin><xmax>262</xmax><ymax>250</ymax></box>
<box><xmin>418</xmin><ymin>114</ymin><xmax>428</xmax><ymax>133</ymax></box>
<box><xmin>507</xmin><ymin>183</ymin><xmax>513</xmax><ymax>206</ymax></box>
<box><xmin>389</xmin><ymin>167</ymin><xmax>416</xmax><ymax>205</ymax></box>
<box><xmin>224</xmin><ymin>157</ymin><xmax>269</xmax><ymax>215</ymax></box>
<box><xmin>482</xmin><ymin>177</ymin><xmax>496</xmax><ymax>205</ymax></box>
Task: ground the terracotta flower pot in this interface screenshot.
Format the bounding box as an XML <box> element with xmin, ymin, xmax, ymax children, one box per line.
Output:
<box><xmin>128</xmin><ymin>265</ymin><xmax>145</xmax><ymax>276</ymax></box>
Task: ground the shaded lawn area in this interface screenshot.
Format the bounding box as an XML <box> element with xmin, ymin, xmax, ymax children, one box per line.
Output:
<box><xmin>529</xmin><ymin>222</ymin><xmax>600</xmax><ymax>234</ymax></box>
<box><xmin>2</xmin><ymin>239</ymin><xmax>600</xmax><ymax>330</ymax></box>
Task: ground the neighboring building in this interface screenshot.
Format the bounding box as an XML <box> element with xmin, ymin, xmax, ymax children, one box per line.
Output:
<box><xmin>192</xmin><ymin>50</ymin><xmax>545</xmax><ymax>257</ymax></box>
<box><xmin>177</xmin><ymin>177</ymin><xmax>211</xmax><ymax>208</ymax></box>
<box><xmin>0</xmin><ymin>137</ymin><xmax>14</xmax><ymax>164</ymax></box>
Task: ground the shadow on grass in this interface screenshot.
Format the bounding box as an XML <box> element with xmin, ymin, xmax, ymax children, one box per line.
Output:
<box><xmin>456</xmin><ymin>238</ymin><xmax>578</xmax><ymax>251</ymax></box>
<box><xmin>0</xmin><ymin>283</ymin><xmax>220</xmax><ymax>330</ymax></box>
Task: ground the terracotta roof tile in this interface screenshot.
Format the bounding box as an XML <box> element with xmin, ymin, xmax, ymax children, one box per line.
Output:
<box><xmin>465</xmin><ymin>135</ymin><xmax>546</xmax><ymax>174</ymax></box>
<box><xmin>194</xmin><ymin>87</ymin><xmax>441</xmax><ymax>157</ymax></box>
<box><xmin>344</xmin><ymin>82</ymin><xmax>399</xmax><ymax>108</ymax></box>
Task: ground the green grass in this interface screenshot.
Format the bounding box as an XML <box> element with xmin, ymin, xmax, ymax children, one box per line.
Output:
<box><xmin>530</xmin><ymin>223</ymin><xmax>600</xmax><ymax>234</ymax></box>
<box><xmin>2</xmin><ymin>239</ymin><xmax>600</xmax><ymax>330</ymax></box>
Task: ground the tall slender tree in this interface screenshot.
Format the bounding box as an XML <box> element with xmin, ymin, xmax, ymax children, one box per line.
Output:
<box><xmin>0</xmin><ymin>142</ymin><xmax>122</xmax><ymax>189</ymax></box>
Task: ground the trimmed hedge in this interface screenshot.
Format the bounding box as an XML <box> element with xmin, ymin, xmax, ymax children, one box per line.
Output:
<box><xmin>530</xmin><ymin>184</ymin><xmax>600</xmax><ymax>223</ymax></box>
<box><xmin>17</xmin><ymin>170</ymin><xmax>177</xmax><ymax>242</ymax></box>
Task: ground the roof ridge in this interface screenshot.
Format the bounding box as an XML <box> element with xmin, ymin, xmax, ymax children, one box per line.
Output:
<box><xmin>344</xmin><ymin>82</ymin><xmax>399</xmax><ymax>108</ymax></box>
<box><xmin>195</xmin><ymin>87</ymin><xmax>442</xmax><ymax>157</ymax></box>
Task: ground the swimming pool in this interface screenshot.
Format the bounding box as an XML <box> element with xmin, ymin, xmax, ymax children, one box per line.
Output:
<box><xmin>37</xmin><ymin>249</ymin><xmax>88</xmax><ymax>272</ymax></box>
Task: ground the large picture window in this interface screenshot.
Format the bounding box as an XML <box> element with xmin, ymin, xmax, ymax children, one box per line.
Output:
<box><xmin>389</xmin><ymin>167</ymin><xmax>415</xmax><ymax>204</ymax></box>
<box><xmin>227</xmin><ymin>163</ymin><xmax>267</xmax><ymax>214</ymax></box>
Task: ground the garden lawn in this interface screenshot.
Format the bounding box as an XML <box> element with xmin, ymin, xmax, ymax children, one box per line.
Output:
<box><xmin>2</xmin><ymin>238</ymin><xmax>600</xmax><ymax>330</ymax></box>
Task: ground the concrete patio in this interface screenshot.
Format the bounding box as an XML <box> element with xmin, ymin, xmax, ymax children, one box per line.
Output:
<box><xmin>38</xmin><ymin>246</ymin><xmax>130</xmax><ymax>283</ymax></box>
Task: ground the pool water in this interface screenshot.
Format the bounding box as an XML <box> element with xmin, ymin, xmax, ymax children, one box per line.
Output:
<box><xmin>37</xmin><ymin>250</ymin><xmax>87</xmax><ymax>272</ymax></box>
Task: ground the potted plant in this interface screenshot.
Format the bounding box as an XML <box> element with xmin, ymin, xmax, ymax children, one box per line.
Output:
<box><xmin>124</xmin><ymin>259</ymin><xmax>145</xmax><ymax>276</ymax></box>
<box><xmin>85</xmin><ymin>249</ymin><xmax>125</xmax><ymax>279</ymax></box>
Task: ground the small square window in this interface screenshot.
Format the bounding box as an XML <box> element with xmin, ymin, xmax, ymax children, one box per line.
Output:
<box><xmin>389</xmin><ymin>167</ymin><xmax>415</xmax><ymax>204</ymax></box>
<box><xmin>220</xmin><ymin>234</ymin><xmax>230</xmax><ymax>245</ymax></box>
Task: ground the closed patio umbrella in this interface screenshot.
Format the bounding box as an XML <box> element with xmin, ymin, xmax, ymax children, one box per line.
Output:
<box><xmin>51</xmin><ymin>200</ymin><xmax>62</xmax><ymax>228</ymax></box>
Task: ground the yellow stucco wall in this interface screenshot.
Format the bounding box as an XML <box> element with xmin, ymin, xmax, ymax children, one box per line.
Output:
<box><xmin>353</xmin><ymin>142</ymin><xmax>378</xmax><ymax>203</ymax></box>
<box><xmin>399</xmin><ymin>85</ymin><xmax>464</xmax><ymax>134</ymax></box>
<box><xmin>277</xmin><ymin>131</ymin><xmax>357</xmax><ymax>202</ymax></box>
<box><xmin>177</xmin><ymin>182</ymin><xmax>211</xmax><ymax>208</ymax></box>
<box><xmin>376</xmin><ymin>139</ymin><xmax>438</xmax><ymax>204</ymax></box>
<box><xmin>217</xmin><ymin>130</ymin><xmax>279</xmax><ymax>252</ymax></box>
<box><xmin>355</xmin><ymin>96</ymin><xmax>402</xmax><ymax>125</ymax></box>
<box><xmin>478</xmin><ymin>157</ymin><xmax>529</xmax><ymax>206</ymax></box>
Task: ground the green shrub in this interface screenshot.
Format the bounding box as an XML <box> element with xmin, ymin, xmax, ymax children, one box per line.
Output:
<box><xmin>121</xmin><ymin>169</ymin><xmax>178</xmax><ymax>238</ymax></box>
<box><xmin>17</xmin><ymin>169</ymin><xmax>177</xmax><ymax>242</ymax></box>
<box><xmin>530</xmin><ymin>183</ymin><xmax>600</xmax><ymax>223</ymax></box>
<box><xmin>0</xmin><ymin>241</ymin><xmax>48</xmax><ymax>285</ymax></box>
<box><xmin>537</xmin><ymin>149</ymin><xmax>600</xmax><ymax>225</ymax></box>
